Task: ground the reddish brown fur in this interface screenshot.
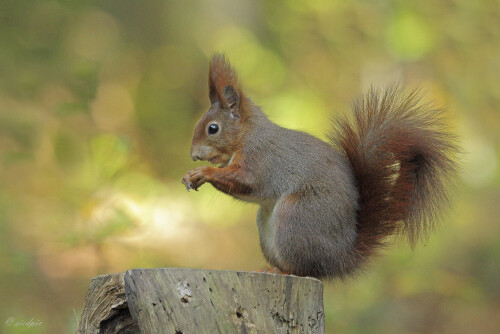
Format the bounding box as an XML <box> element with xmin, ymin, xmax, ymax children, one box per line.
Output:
<box><xmin>204</xmin><ymin>161</ymin><xmax>255</xmax><ymax>196</ymax></box>
<box><xmin>209</xmin><ymin>55</ymin><xmax>255</xmax><ymax>123</ymax></box>
<box><xmin>332</xmin><ymin>86</ymin><xmax>459</xmax><ymax>263</ymax></box>
<box><xmin>209</xmin><ymin>55</ymin><xmax>241</xmax><ymax>107</ymax></box>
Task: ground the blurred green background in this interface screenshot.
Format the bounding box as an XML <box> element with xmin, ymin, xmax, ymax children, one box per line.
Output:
<box><xmin>0</xmin><ymin>0</ymin><xmax>499</xmax><ymax>333</ymax></box>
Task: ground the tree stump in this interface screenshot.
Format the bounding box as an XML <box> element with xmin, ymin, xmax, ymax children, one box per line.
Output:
<box><xmin>76</xmin><ymin>268</ymin><xmax>324</xmax><ymax>334</ymax></box>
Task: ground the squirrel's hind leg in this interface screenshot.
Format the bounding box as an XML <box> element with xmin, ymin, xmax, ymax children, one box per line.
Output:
<box><xmin>272</xmin><ymin>193</ymin><xmax>358</xmax><ymax>278</ymax></box>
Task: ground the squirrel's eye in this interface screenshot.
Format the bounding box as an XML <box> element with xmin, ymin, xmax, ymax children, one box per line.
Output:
<box><xmin>208</xmin><ymin>123</ymin><xmax>219</xmax><ymax>135</ymax></box>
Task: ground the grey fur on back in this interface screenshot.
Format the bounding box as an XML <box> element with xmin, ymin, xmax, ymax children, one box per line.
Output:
<box><xmin>241</xmin><ymin>102</ymin><xmax>360</xmax><ymax>278</ymax></box>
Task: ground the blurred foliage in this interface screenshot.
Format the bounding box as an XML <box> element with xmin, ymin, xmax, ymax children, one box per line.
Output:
<box><xmin>0</xmin><ymin>0</ymin><xmax>499</xmax><ymax>333</ymax></box>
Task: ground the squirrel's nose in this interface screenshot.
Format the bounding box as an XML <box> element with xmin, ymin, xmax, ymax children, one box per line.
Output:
<box><xmin>191</xmin><ymin>145</ymin><xmax>203</xmax><ymax>161</ymax></box>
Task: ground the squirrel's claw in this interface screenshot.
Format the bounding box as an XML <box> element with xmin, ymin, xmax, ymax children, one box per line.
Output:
<box><xmin>182</xmin><ymin>178</ymin><xmax>199</xmax><ymax>191</ymax></box>
<box><xmin>181</xmin><ymin>178</ymin><xmax>192</xmax><ymax>191</ymax></box>
<box><xmin>182</xmin><ymin>166</ymin><xmax>207</xmax><ymax>192</ymax></box>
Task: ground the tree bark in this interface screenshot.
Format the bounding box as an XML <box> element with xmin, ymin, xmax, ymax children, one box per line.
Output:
<box><xmin>77</xmin><ymin>268</ymin><xmax>324</xmax><ymax>334</ymax></box>
<box><xmin>76</xmin><ymin>273</ymin><xmax>139</xmax><ymax>334</ymax></box>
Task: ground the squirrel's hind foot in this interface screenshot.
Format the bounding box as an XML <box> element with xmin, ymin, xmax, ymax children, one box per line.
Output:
<box><xmin>253</xmin><ymin>266</ymin><xmax>291</xmax><ymax>275</ymax></box>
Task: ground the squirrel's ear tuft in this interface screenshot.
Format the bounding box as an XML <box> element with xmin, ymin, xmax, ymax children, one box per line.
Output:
<box><xmin>209</xmin><ymin>53</ymin><xmax>242</xmax><ymax>108</ymax></box>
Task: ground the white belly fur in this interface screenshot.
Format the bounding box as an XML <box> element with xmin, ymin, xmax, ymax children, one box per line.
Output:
<box><xmin>257</xmin><ymin>201</ymin><xmax>281</xmax><ymax>263</ymax></box>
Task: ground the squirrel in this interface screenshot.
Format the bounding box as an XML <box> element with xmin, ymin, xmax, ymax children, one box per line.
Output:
<box><xmin>182</xmin><ymin>54</ymin><xmax>459</xmax><ymax>279</ymax></box>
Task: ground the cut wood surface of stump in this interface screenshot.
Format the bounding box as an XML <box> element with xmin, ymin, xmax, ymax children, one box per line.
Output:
<box><xmin>77</xmin><ymin>268</ymin><xmax>325</xmax><ymax>334</ymax></box>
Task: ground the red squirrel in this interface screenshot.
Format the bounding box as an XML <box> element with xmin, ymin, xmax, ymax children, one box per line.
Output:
<box><xmin>182</xmin><ymin>54</ymin><xmax>459</xmax><ymax>279</ymax></box>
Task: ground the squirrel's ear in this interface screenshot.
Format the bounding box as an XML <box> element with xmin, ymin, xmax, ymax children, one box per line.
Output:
<box><xmin>222</xmin><ymin>85</ymin><xmax>239</xmax><ymax>109</ymax></box>
<box><xmin>209</xmin><ymin>80</ymin><xmax>218</xmax><ymax>104</ymax></box>
<box><xmin>208</xmin><ymin>53</ymin><xmax>242</xmax><ymax>108</ymax></box>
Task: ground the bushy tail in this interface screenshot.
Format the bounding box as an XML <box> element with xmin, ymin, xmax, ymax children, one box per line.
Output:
<box><xmin>332</xmin><ymin>86</ymin><xmax>460</xmax><ymax>264</ymax></box>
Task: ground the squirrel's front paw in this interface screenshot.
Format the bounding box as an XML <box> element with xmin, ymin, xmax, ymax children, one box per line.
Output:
<box><xmin>182</xmin><ymin>167</ymin><xmax>209</xmax><ymax>191</ymax></box>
